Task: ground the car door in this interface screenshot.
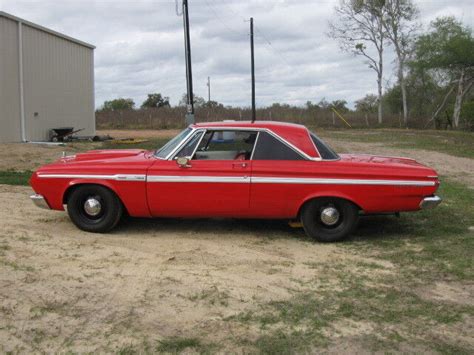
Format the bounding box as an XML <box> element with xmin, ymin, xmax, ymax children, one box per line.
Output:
<box><xmin>146</xmin><ymin>129</ymin><xmax>257</xmax><ymax>217</ymax></box>
<box><xmin>249</xmin><ymin>131</ymin><xmax>315</xmax><ymax>218</ymax></box>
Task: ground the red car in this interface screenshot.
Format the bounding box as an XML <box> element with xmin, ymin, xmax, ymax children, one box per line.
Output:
<box><xmin>30</xmin><ymin>121</ymin><xmax>441</xmax><ymax>242</ymax></box>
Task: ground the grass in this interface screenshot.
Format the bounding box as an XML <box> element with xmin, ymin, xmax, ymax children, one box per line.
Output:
<box><xmin>228</xmin><ymin>178</ymin><xmax>474</xmax><ymax>354</ymax></box>
<box><xmin>0</xmin><ymin>259</ymin><xmax>35</xmax><ymax>272</ymax></box>
<box><xmin>187</xmin><ymin>287</ymin><xmax>230</xmax><ymax>306</ymax></box>
<box><xmin>0</xmin><ymin>170</ymin><xmax>32</xmax><ymax>186</ymax></box>
<box><xmin>350</xmin><ymin>178</ymin><xmax>474</xmax><ymax>281</ymax></box>
<box><xmin>156</xmin><ymin>337</ymin><xmax>207</xmax><ymax>353</ymax></box>
<box><xmin>319</xmin><ymin>129</ymin><xmax>474</xmax><ymax>158</ymax></box>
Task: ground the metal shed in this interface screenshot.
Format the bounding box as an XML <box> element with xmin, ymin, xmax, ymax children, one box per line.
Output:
<box><xmin>0</xmin><ymin>11</ymin><xmax>95</xmax><ymax>142</ymax></box>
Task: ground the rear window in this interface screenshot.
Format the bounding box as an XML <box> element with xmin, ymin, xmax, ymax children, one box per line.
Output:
<box><xmin>252</xmin><ymin>132</ymin><xmax>305</xmax><ymax>161</ymax></box>
<box><xmin>310</xmin><ymin>133</ymin><xmax>339</xmax><ymax>160</ymax></box>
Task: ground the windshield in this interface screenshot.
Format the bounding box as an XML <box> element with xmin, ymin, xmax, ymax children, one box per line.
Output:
<box><xmin>155</xmin><ymin>128</ymin><xmax>192</xmax><ymax>159</ymax></box>
<box><xmin>310</xmin><ymin>133</ymin><xmax>339</xmax><ymax>160</ymax></box>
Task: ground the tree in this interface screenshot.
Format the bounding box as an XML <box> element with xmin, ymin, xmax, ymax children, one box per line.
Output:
<box><xmin>413</xmin><ymin>17</ymin><xmax>474</xmax><ymax>128</ymax></box>
<box><xmin>317</xmin><ymin>98</ymin><xmax>330</xmax><ymax>109</ymax></box>
<box><xmin>102</xmin><ymin>98</ymin><xmax>135</xmax><ymax>111</ymax></box>
<box><xmin>383</xmin><ymin>0</ymin><xmax>419</xmax><ymax>125</ymax></box>
<box><xmin>179</xmin><ymin>94</ymin><xmax>206</xmax><ymax>108</ymax></box>
<box><xmin>329</xmin><ymin>0</ymin><xmax>389</xmax><ymax>123</ymax></box>
<box><xmin>141</xmin><ymin>93</ymin><xmax>170</xmax><ymax>109</ymax></box>
<box><xmin>330</xmin><ymin>99</ymin><xmax>349</xmax><ymax>113</ymax></box>
<box><xmin>204</xmin><ymin>100</ymin><xmax>224</xmax><ymax>109</ymax></box>
<box><xmin>355</xmin><ymin>94</ymin><xmax>378</xmax><ymax>113</ymax></box>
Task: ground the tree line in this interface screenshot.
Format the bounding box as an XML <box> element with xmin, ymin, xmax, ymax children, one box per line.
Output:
<box><xmin>329</xmin><ymin>0</ymin><xmax>473</xmax><ymax>129</ymax></box>
<box><xmin>98</xmin><ymin>0</ymin><xmax>474</xmax><ymax>131</ymax></box>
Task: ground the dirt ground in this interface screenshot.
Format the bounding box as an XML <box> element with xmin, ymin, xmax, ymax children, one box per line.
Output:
<box><xmin>0</xmin><ymin>184</ymin><xmax>387</xmax><ymax>353</ymax></box>
<box><xmin>1</xmin><ymin>129</ymin><xmax>473</xmax><ymax>352</ymax></box>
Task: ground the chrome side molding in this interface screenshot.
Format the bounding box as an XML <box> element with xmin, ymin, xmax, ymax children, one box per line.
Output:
<box><xmin>30</xmin><ymin>194</ymin><xmax>51</xmax><ymax>210</ymax></box>
<box><xmin>419</xmin><ymin>195</ymin><xmax>442</xmax><ymax>210</ymax></box>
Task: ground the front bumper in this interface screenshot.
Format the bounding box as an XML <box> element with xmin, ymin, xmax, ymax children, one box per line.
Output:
<box><xmin>419</xmin><ymin>195</ymin><xmax>442</xmax><ymax>210</ymax></box>
<box><xmin>30</xmin><ymin>194</ymin><xmax>51</xmax><ymax>210</ymax></box>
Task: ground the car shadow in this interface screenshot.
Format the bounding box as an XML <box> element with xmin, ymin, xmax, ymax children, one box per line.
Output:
<box><xmin>113</xmin><ymin>214</ymin><xmax>413</xmax><ymax>243</ymax></box>
<box><xmin>349</xmin><ymin>215</ymin><xmax>415</xmax><ymax>242</ymax></box>
<box><xmin>115</xmin><ymin>216</ymin><xmax>308</xmax><ymax>241</ymax></box>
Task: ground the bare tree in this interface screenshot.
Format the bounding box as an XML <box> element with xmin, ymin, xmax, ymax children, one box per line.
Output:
<box><xmin>383</xmin><ymin>0</ymin><xmax>418</xmax><ymax>126</ymax></box>
<box><xmin>329</xmin><ymin>0</ymin><xmax>388</xmax><ymax>124</ymax></box>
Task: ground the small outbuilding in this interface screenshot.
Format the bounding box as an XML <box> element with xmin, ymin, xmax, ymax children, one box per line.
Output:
<box><xmin>0</xmin><ymin>11</ymin><xmax>95</xmax><ymax>142</ymax></box>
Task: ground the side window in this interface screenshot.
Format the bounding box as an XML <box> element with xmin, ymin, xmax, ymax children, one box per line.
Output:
<box><xmin>175</xmin><ymin>131</ymin><xmax>204</xmax><ymax>158</ymax></box>
<box><xmin>194</xmin><ymin>130</ymin><xmax>258</xmax><ymax>160</ymax></box>
<box><xmin>310</xmin><ymin>133</ymin><xmax>339</xmax><ymax>160</ymax></box>
<box><xmin>252</xmin><ymin>132</ymin><xmax>305</xmax><ymax>161</ymax></box>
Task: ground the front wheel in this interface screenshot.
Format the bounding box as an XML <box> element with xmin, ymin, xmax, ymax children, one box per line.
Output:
<box><xmin>67</xmin><ymin>185</ymin><xmax>123</xmax><ymax>233</ymax></box>
<box><xmin>300</xmin><ymin>198</ymin><xmax>359</xmax><ymax>242</ymax></box>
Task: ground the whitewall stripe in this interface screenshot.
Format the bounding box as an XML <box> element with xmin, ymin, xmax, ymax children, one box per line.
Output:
<box><xmin>37</xmin><ymin>174</ymin><xmax>146</xmax><ymax>181</ymax></box>
<box><xmin>37</xmin><ymin>173</ymin><xmax>435</xmax><ymax>186</ymax></box>
<box><xmin>251</xmin><ymin>177</ymin><xmax>435</xmax><ymax>186</ymax></box>
<box><xmin>147</xmin><ymin>175</ymin><xmax>249</xmax><ymax>183</ymax></box>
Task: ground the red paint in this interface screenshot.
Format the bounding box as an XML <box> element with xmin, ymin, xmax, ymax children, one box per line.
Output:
<box><xmin>30</xmin><ymin>121</ymin><xmax>439</xmax><ymax>219</ymax></box>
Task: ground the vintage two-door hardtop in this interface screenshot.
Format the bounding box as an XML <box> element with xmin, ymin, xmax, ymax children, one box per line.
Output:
<box><xmin>30</xmin><ymin>121</ymin><xmax>441</xmax><ymax>242</ymax></box>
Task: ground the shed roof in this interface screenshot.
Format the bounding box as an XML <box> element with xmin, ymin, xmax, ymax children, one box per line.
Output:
<box><xmin>0</xmin><ymin>11</ymin><xmax>95</xmax><ymax>49</ymax></box>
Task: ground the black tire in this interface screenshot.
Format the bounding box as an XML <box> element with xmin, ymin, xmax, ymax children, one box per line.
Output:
<box><xmin>300</xmin><ymin>198</ymin><xmax>359</xmax><ymax>242</ymax></box>
<box><xmin>67</xmin><ymin>185</ymin><xmax>123</xmax><ymax>233</ymax></box>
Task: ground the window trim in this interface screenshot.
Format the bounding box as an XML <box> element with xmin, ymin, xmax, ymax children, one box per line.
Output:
<box><xmin>173</xmin><ymin>129</ymin><xmax>207</xmax><ymax>160</ymax></box>
<box><xmin>155</xmin><ymin>127</ymin><xmax>197</xmax><ymax>160</ymax></box>
<box><xmin>249</xmin><ymin>131</ymin><xmax>260</xmax><ymax>160</ymax></box>
<box><xmin>308</xmin><ymin>132</ymin><xmax>340</xmax><ymax>161</ymax></box>
<box><xmin>173</xmin><ymin>128</ymin><xmax>260</xmax><ymax>161</ymax></box>
<box><xmin>161</xmin><ymin>126</ymin><xmax>323</xmax><ymax>162</ymax></box>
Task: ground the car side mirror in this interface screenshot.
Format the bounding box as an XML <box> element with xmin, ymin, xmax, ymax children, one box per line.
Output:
<box><xmin>176</xmin><ymin>157</ymin><xmax>191</xmax><ymax>168</ymax></box>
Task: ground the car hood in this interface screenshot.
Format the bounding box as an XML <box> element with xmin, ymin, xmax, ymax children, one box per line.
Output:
<box><xmin>61</xmin><ymin>149</ymin><xmax>148</xmax><ymax>163</ymax></box>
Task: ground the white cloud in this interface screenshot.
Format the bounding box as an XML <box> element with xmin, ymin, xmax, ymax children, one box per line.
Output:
<box><xmin>1</xmin><ymin>0</ymin><xmax>472</xmax><ymax>108</ymax></box>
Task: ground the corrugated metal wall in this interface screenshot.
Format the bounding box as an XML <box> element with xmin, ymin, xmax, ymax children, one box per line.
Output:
<box><xmin>0</xmin><ymin>16</ymin><xmax>21</xmax><ymax>142</ymax></box>
<box><xmin>22</xmin><ymin>25</ymin><xmax>95</xmax><ymax>141</ymax></box>
<box><xmin>0</xmin><ymin>13</ymin><xmax>95</xmax><ymax>142</ymax></box>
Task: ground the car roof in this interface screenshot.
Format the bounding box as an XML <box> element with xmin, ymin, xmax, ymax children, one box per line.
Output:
<box><xmin>191</xmin><ymin>121</ymin><xmax>319</xmax><ymax>158</ymax></box>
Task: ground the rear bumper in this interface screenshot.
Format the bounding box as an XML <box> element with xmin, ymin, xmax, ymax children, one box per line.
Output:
<box><xmin>30</xmin><ymin>194</ymin><xmax>51</xmax><ymax>210</ymax></box>
<box><xmin>419</xmin><ymin>195</ymin><xmax>442</xmax><ymax>210</ymax></box>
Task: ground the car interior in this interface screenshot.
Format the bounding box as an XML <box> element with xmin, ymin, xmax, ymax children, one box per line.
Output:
<box><xmin>175</xmin><ymin>130</ymin><xmax>258</xmax><ymax>161</ymax></box>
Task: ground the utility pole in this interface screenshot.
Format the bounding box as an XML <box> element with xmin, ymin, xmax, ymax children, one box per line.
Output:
<box><xmin>207</xmin><ymin>76</ymin><xmax>211</xmax><ymax>103</ymax></box>
<box><xmin>182</xmin><ymin>0</ymin><xmax>194</xmax><ymax>124</ymax></box>
<box><xmin>250</xmin><ymin>17</ymin><xmax>256</xmax><ymax>123</ymax></box>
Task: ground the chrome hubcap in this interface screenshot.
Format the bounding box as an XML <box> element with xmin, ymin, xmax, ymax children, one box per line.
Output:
<box><xmin>320</xmin><ymin>207</ymin><xmax>340</xmax><ymax>226</ymax></box>
<box><xmin>84</xmin><ymin>198</ymin><xmax>101</xmax><ymax>217</ymax></box>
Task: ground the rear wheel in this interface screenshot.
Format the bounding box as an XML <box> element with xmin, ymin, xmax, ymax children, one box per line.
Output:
<box><xmin>67</xmin><ymin>185</ymin><xmax>123</xmax><ymax>233</ymax></box>
<box><xmin>300</xmin><ymin>198</ymin><xmax>359</xmax><ymax>242</ymax></box>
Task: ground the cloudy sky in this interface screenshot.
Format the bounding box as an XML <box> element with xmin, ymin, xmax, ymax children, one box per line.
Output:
<box><xmin>1</xmin><ymin>0</ymin><xmax>473</xmax><ymax>108</ymax></box>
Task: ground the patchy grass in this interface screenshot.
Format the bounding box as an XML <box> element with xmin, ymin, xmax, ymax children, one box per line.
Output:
<box><xmin>0</xmin><ymin>170</ymin><xmax>32</xmax><ymax>186</ymax></box>
<box><xmin>0</xmin><ymin>259</ymin><xmax>35</xmax><ymax>272</ymax></box>
<box><xmin>351</xmin><ymin>178</ymin><xmax>474</xmax><ymax>281</ymax></box>
<box><xmin>187</xmin><ymin>287</ymin><xmax>230</xmax><ymax>306</ymax></box>
<box><xmin>156</xmin><ymin>337</ymin><xmax>208</xmax><ymax>353</ymax></box>
<box><xmin>228</xmin><ymin>178</ymin><xmax>474</xmax><ymax>353</ymax></box>
<box><xmin>319</xmin><ymin>129</ymin><xmax>474</xmax><ymax>158</ymax></box>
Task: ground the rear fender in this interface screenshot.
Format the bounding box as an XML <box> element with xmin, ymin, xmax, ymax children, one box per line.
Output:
<box><xmin>297</xmin><ymin>191</ymin><xmax>365</xmax><ymax>217</ymax></box>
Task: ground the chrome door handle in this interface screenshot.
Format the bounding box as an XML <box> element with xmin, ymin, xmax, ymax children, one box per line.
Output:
<box><xmin>232</xmin><ymin>162</ymin><xmax>248</xmax><ymax>168</ymax></box>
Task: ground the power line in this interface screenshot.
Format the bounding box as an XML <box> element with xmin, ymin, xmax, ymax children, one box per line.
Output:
<box><xmin>253</xmin><ymin>26</ymin><xmax>293</xmax><ymax>67</ymax></box>
<box><xmin>204</xmin><ymin>0</ymin><xmax>248</xmax><ymax>38</ymax></box>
